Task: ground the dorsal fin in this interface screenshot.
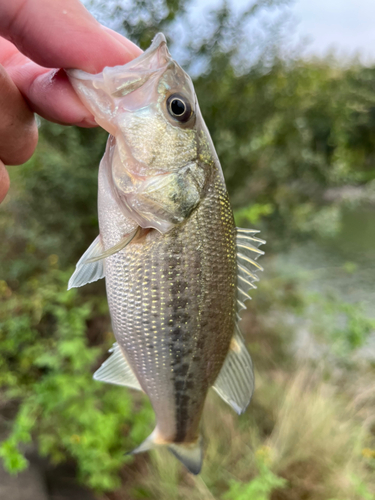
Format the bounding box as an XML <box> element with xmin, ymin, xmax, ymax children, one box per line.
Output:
<box><xmin>236</xmin><ymin>228</ymin><xmax>265</xmax><ymax>314</ymax></box>
<box><xmin>212</xmin><ymin>227</ymin><xmax>265</xmax><ymax>413</ymax></box>
<box><xmin>93</xmin><ymin>343</ymin><xmax>142</xmax><ymax>391</ymax></box>
<box><xmin>212</xmin><ymin>325</ymin><xmax>254</xmax><ymax>414</ymax></box>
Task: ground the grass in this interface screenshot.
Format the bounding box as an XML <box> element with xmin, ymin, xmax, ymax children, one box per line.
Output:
<box><xmin>104</xmin><ymin>276</ymin><xmax>375</xmax><ymax>500</ymax></box>
<box><xmin>108</xmin><ymin>369</ymin><xmax>374</xmax><ymax>499</ymax></box>
<box><xmin>267</xmin><ymin>370</ymin><xmax>371</xmax><ymax>499</ymax></box>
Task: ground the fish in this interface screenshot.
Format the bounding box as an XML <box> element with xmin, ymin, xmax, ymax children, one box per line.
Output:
<box><xmin>67</xmin><ymin>33</ymin><xmax>264</xmax><ymax>475</ymax></box>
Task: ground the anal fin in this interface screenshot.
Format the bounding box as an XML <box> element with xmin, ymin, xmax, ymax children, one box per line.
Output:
<box><xmin>93</xmin><ymin>343</ymin><xmax>142</xmax><ymax>391</ymax></box>
<box><xmin>212</xmin><ymin>325</ymin><xmax>254</xmax><ymax>414</ymax></box>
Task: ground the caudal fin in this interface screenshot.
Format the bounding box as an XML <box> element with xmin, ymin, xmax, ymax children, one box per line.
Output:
<box><xmin>130</xmin><ymin>429</ymin><xmax>203</xmax><ymax>474</ymax></box>
<box><xmin>168</xmin><ymin>440</ymin><xmax>203</xmax><ymax>475</ymax></box>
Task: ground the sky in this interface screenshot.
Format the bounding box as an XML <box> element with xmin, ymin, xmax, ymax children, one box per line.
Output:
<box><xmin>290</xmin><ymin>0</ymin><xmax>375</xmax><ymax>62</ymax></box>
<box><xmin>190</xmin><ymin>0</ymin><xmax>375</xmax><ymax>63</ymax></box>
<box><xmin>87</xmin><ymin>0</ymin><xmax>375</xmax><ymax>64</ymax></box>
<box><xmin>192</xmin><ymin>0</ymin><xmax>375</xmax><ymax>63</ymax></box>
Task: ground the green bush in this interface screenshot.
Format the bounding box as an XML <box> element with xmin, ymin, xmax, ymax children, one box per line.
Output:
<box><xmin>222</xmin><ymin>448</ymin><xmax>287</xmax><ymax>500</ymax></box>
<box><xmin>0</xmin><ymin>268</ymin><xmax>153</xmax><ymax>491</ymax></box>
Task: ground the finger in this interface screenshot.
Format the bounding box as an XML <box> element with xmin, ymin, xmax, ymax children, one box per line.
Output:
<box><xmin>0</xmin><ymin>64</ymin><xmax>38</xmax><ymax>165</ymax></box>
<box><xmin>0</xmin><ymin>160</ymin><xmax>10</xmax><ymax>203</ymax></box>
<box><xmin>8</xmin><ymin>63</ymin><xmax>97</xmax><ymax>127</ymax></box>
<box><xmin>103</xmin><ymin>26</ymin><xmax>143</xmax><ymax>54</ymax></box>
<box><xmin>1</xmin><ymin>38</ymin><xmax>96</xmax><ymax>126</ymax></box>
<box><xmin>0</xmin><ymin>0</ymin><xmax>142</xmax><ymax>73</ymax></box>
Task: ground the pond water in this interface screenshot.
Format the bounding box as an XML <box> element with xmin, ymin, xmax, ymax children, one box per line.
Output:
<box><xmin>272</xmin><ymin>206</ymin><xmax>375</xmax><ymax>318</ymax></box>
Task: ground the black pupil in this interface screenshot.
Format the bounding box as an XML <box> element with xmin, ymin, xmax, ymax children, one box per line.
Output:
<box><xmin>170</xmin><ymin>99</ymin><xmax>185</xmax><ymax>116</ymax></box>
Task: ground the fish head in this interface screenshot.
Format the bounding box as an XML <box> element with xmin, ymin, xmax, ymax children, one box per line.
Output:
<box><xmin>68</xmin><ymin>33</ymin><xmax>215</xmax><ymax>233</ymax></box>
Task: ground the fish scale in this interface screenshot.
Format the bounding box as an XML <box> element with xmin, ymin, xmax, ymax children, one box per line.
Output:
<box><xmin>104</xmin><ymin>169</ymin><xmax>237</xmax><ymax>443</ymax></box>
<box><xmin>67</xmin><ymin>33</ymin><xmax>262</xmax><ymax>474</ymax></box>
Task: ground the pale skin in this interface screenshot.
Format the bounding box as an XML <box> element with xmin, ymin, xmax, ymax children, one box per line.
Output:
<box><xmin>0</xmin><ymin>0</ymin><xmax>142</xmax><ymax>203</ymax></box>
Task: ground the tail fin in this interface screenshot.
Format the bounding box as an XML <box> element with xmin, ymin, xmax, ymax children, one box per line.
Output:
<box><xmin>130</xmin><ymin>429</ymin><xmax>203</xmax><ymax>474</ymax></box>
<box><xmin>168</xmin><ymin>439</ymin><xmax>203</xmax><ymax>475</ymax></box>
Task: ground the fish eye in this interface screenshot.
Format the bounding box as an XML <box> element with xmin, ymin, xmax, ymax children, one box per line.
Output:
<box><xmin>166</xmin><ymin>93</ymin><xmax>192</xmax><ymax>123</ymax></box>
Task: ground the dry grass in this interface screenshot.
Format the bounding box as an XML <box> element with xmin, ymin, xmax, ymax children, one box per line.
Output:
<box><xmin>267</xmin><ymin>369</ymin><xmax>372</xmax><ymax>499</ymax></box>
<box><xmin>107</xmin><ymin>365</ymin><xmax>374</xmax><ymax>500</ymax></box>
<box><xmin>105</xmin><ymin>299</ymin><xmax>375</xmax><ymax>500</ymax></box>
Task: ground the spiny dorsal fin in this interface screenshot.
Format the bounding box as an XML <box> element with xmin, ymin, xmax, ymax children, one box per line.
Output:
<box><xmin>236</xmin><ymin>228</ymin><xmax>265</xmax><ymax>313</ymax></box>
<box><xmin>212</xmin><ymin>325</ymin><xmax>254</xmax><ymax>414</ymax></box>
<box><xmin>93</xmin><ymin>343</ymin><xmax>142</xmax><ymax>391</ymax></box>
<box><xmin>68</xmin><ymin>235</ymin><xmax>105</xmax><ymax>290</ymax></box>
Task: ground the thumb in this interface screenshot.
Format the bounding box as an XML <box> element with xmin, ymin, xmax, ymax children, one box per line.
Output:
<box><xmin>0</xmin><ymin>161</ymin><xmax>10</xmax><ymax>203</ymax></box>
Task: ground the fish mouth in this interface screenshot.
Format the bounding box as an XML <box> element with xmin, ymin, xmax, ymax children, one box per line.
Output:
<box><xmin>67</xmin><ymin>32</ymin><xmax>172</xmax><ymax>98</ymax></box>
<box><xmin>127</xmin><ymin>33</ymin><xmax>169</xmax><ymax>71</ymax></box>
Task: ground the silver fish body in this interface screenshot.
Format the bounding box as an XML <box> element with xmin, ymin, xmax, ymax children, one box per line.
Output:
<box><xmin>68</xmin><ymin>34</ymin><xmax>263</xmax><ymax>474</ymax></box>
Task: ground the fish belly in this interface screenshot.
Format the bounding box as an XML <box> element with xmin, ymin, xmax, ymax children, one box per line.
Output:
<box><xmin>102</xmin><ymin>172</ymin><xmax>237</xmax><ymax>444</ymax></box>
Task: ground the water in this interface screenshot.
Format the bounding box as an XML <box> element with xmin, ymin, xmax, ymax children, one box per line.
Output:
<box><xmin>273</xmin><ymin>207</ymin><xmax>375</xmax><ymax>317</ymax></box>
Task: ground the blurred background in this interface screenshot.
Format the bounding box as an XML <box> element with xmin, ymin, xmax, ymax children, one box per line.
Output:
<box><xmin>1</xmin><ymin>0</ymin><xmax>375</xmax><ymax>498</ymax></box>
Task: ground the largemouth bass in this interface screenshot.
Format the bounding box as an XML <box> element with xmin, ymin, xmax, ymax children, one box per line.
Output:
<box><xmin>67</xmin><ymin>33</ymin><xmax>264</xmax><ymax>474</ymax></box>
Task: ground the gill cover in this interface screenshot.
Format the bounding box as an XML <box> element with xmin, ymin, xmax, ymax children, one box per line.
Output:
<box><xmin>68</xmin><ymin>33</ymin><xmax>211</xmax><ymax>233</ymax></box>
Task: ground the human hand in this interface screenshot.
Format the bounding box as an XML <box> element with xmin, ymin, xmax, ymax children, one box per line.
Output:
<box><xmin>0</xmin><ymin>0</ymin><xmax>142</xmax><ymax>203</ymax></box>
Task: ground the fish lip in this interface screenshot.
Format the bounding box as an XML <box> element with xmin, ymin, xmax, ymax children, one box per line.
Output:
<box><xmin>66</xmin><ymin>32</ymin><xmax>169</xmax><ymax>81</ymax></box>
<box><xmin>65</xmin><ymin>67</ymin><xmax>97</xmax><ymax>80</ymax></box>
<box><xmin>149</xmin><ymin>32</ymin><xmax>167</xmax><ymax>50</ymax></box>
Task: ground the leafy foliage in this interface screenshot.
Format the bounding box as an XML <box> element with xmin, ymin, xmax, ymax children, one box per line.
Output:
<box><xmin>7</xmin><ymin>124</ymin><xmax>107</xmax><ymax>268</ymax></box>
<box><xmin>0</xmin><ymin>268</ymin><xmax>153</xmax><ymax>491</ymax></box>
<box><xmin>223</xmin><ymin>447</ymin><xmax>287</xmax><ymax>500</ymax></box>
<box><xmin>309</xmin><ymin>292</ymin><xmax>375</xmax><ymax>357</ymax></box>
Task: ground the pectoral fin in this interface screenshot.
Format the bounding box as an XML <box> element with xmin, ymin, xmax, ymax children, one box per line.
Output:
<box><xmin>85</xmin><ymin>227</ymin><xmax>139</xmax><ymax>263</ymax></box>
<box><xmin>212</xmin><ymin>326</ymin><xmax>254</xmax><ymax>414</ymax></box>
<box><xmin>68</xmin><ymin>228</ymin><xmax>139</xmax><ymax>290</ymax></box>
<box><xmin>68</xmin><ymin>235</ymin><xmax>105</xmax><ymax>290</ymax></box>
<box><xmin>93</xmin><ymin>343</ymin><xmax>142</xmax><ymax>391</ymax></box>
